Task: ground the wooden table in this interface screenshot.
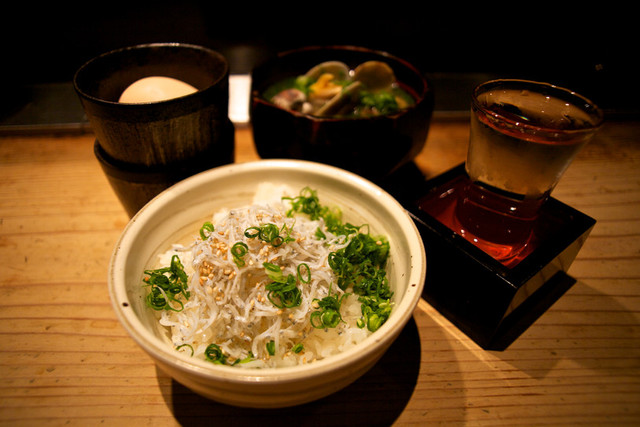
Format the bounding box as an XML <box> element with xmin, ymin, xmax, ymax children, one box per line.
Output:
<box><xmin>1</xmin><ymin>119</ymin><xmax>639</xmax><ymax>426</ymax></box>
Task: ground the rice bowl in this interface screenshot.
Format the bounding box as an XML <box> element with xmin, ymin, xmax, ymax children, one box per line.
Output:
<box><xmin>108</xmin><ymin>159</ymin><xmax>426</xmax><ymax>408</ymax></box>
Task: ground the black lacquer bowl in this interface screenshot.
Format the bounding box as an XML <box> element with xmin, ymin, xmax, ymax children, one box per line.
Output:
<box><xmin>74</xmin><ymin>42</ymin><xmax>232</xmax><ymax>167</ymax></box>
<box><xmin>74</xmin><ymin>43</ymin><xmax>235</xmax><ymax>217</ymax></box>
<box><xmin>250</xmin><ymin>46</ymin><xmax>434</xmax><ymax>181</ymax></box>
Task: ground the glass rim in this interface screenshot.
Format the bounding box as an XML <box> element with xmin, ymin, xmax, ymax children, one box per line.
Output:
<box><xmin>472</xmin><ymin>79</ymin><xmax>604</xmax><ymax>132</ymax></box>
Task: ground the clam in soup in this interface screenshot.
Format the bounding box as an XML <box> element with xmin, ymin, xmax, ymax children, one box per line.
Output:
<box><xmin>264</xmin><ymin>60</ymin><xmax>416</xmax><ymax>118</ymax></box>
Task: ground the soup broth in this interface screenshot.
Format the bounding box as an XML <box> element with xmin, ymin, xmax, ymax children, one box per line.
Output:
<box><xmin>263</xmin><ymin>60</ymin><xmax>415</xmax><ymax>118</ymax></box>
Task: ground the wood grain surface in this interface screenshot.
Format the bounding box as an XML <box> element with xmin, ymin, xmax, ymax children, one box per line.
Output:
<box><xmin>1</xmin><ymin>120</ymin><xmax>638</xmax><ymax>426</ymax></box>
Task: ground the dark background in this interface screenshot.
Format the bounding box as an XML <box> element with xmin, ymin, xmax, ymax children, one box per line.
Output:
<box><xmin>2</xmin><ymin>2</ymin><xmax>636</xmax><ymax>129</ymax></box>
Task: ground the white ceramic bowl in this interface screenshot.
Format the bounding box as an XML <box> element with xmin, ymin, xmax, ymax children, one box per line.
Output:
<box><xmin>108</xmin><ymin>159</ymin><xmax>426</xmax><ymax>408</ymax></box>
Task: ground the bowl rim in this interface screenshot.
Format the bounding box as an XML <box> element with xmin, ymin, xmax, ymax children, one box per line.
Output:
<box><xmin>73</xmin><ymin>42</ymin><xmax>229</xmax><ymax>108</ymax></box>
<box><xmin>108</xmin><ymin>159</ymin><xmax>426</xmax><ymax>384</ymax></box>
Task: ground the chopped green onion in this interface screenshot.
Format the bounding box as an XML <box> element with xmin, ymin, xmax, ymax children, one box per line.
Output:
<box><xmin>200</xmin><ymin>221</ymin><xmax>214</xmax><ymax>240</ymax></box>
<box><xmin>315</xmin><ymin>228</ymin><xmax>326</xmax><ymax>239</ymax></box>
<box><xmin>205</xmin><ymin>343</ymin><xmax>228</xmax><ymax>365</ymax></box>
<box><xmin>262</xmin><ymin>262</ymin><xmax>303</xmax><ymax>308</ymax></box>
<box><xmin>297</xmin><ymin>263</ymin><xmax>311</xmax><ymax>283</ymax></box>
<box><xmin>232</xmin><ymin>352</ymin><xmax>255</xmax><ymax>365</ymax></box>
<box><xmin>262</xmin><ymin>262</ymin><xmax>306</xmax><ymax>309</ymax></box>
<box><xmin>292</xmin><ymin>343</ymin><xmax>304</xmax><ymax>354</ymax></box>
<box><xmin>360</xmin><ymin>90</ymin><xmax>400</xmax><ymax>115</ymax></box>
<box><xmin>259</xmin><ymin>223</ymin><xmax>279</xmax><ymax>243</ymax></box>
<box><xmin>357</xmin><ymin>295</ymin><xmax>393</xmax><ymax>332</ymax></box>
<box><xmin>204</xmin><ymin>344</ymin><xmax>254</xmax><ymax>366</ymax></box>
<box><xmin>143</xmin><ymin>255</ymin><xmax>189</xmax><ymax>312</ymax></box>
<box><xmin>231</xmin><ymin>241</ymin><xmax>249</xmax><ymax>267</ymax></box>
<box><xmin>266</xmin><ymin>340</ymin><xmax>276</xmax><ymax>356</ymax></box>
<box><xmin>176</xmin><ymin>343</ymin><xmax>194</xmax><ymax>356</ymax></box>
<box><xmin>265</xmin><ymin>274</ymin><xmax>302</xmax><ymax>308</ymax></box>
<box><xmin>285</xmin><ymin>187</ymin><xmax>393</xmax><ymax>332</ymax></box>
<box><xmin>263</xmin><ymin>262</ymin><xmax>284</xmax><ymax>282</ymax></box>
<box><xmin>310</xmin><ymin>288</ymin><xmax>350</xmax><ymax>329</ymax></box>
<box><xmin>244</xmin><ymin>223</ymin><xmax>294</xmax><ymax>247</ymax></box>
<box><xmin>283</xmin><ymin>187</ymin><xmax>359</xmax><ymax>237</ymax></box>
<box><xmin>326</xmin><ymin>230</ymin><xmax>392</xmax><ymax>331</ymax></box>
<box><xmin>244</xmin><ymin>226</ymin><xmax>260</xmax><ymax>239</ymax></box>
<box><xmin>283</xmin><ymin>187</ymin><xmax>321</xmax><ymax>219</ymax></box>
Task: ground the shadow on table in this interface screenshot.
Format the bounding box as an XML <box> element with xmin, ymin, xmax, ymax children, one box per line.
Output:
<box><xmin>488</xmin><ymin>278</ymin><xmax>640</xmax><ymax>378</ymax></box>
<box><xmin>159</xmin><ymin>317</ymin><xmax>421</xmax><ymax>426</ymax></box>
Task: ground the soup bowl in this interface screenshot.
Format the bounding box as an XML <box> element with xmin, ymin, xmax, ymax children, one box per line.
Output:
<box><xmin>250</xmin><ymin>46</ymin><xmax>434</xmax><ymax>182</ymax></box>
<box><xmin>108</xmin><ymin>159</ymin><xmax>426</xmax><ymax>408</ymax></box>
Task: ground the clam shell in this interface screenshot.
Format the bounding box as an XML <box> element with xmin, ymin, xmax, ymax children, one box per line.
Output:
<box><xmin>353</xmin><ymin>61</ymin><xmax>396</xmax><ymax>92</ymax></box>
<box><xmin>305</xmin><ymin>61</ymin><xmax>351</xmax><ymax>81</ymax></box>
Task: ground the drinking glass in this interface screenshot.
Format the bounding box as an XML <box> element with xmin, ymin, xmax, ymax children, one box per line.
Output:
<box><xmin>452</xmin><ymin>79</ymin><xmax>603</xmax><ymax>265</ymax></box>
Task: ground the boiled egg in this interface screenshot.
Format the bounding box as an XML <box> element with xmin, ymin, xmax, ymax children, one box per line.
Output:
<box><xmin>119</xmin><ymin>76</ymin><xmax>198</xmax><ymax>103</ymax></box>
